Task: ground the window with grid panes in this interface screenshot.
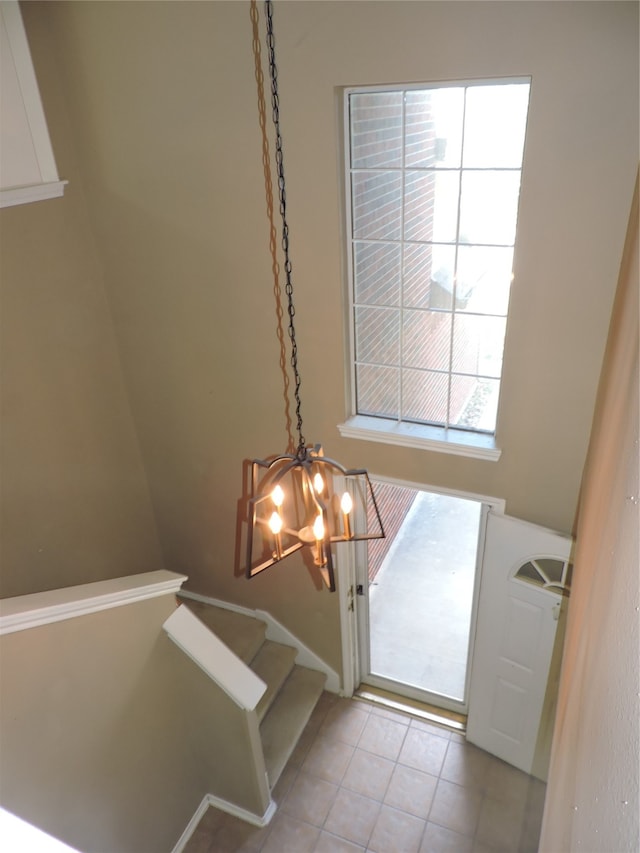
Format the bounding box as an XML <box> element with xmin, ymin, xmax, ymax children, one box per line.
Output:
<box><xmin>344</xmin><ymin>80</ymin><xmax>530</xmax><ymax>451</ymax></box>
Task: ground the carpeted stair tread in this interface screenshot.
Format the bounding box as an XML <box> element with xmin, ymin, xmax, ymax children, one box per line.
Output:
<box><xmin>181</xmin><ymin>600</ymin><xmax>266</xmax><ymax>663</ymax></box>
<box><xmin>251</xmin><ymin>641</ymin><xmax>298</xmax><ymax>723</ymax></box>
<box><xmin>260</xmin><ymin>666</ymin><xmax>326</xmax><ymax>786</ymax></box>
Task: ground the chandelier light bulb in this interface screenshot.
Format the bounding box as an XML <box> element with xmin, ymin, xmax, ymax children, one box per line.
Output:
<box><xmin>341</xmin><ymin>491</ymin><xmax>353</xmax><ymax>539</ymax></box>
<box><xmin>269</xmin><ymin>510</ymin><xmax>283</xmax><ymax>560</ymax></box>
<box><xmin>313</xmin><ymin>513</ymin><xmax>325</xmax><ymax>566</ymax></box>
<box><xmin>313</xmin><ymin>514</ymin><xmax>324</xmax><ymax>540</ymax></box>
<box><xmin>271</xmin><ymin>484</ymin><xmax>284</xmax><ymax>507</ymax></box>
<box><xmin>313</xmin><ymin>473</ymin><xmax>324</xmax><ymax>494</ymax></box>
<box><xmin>268</xmin><ymin>511</ymin><xmax>283</xmax><ymax>535</ymax></box>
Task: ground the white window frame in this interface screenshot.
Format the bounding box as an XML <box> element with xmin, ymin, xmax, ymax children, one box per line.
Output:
<box><xmin>338</xmin><ymin>77</ymin><xmax>531</xmax><ymax>462</ymax></box>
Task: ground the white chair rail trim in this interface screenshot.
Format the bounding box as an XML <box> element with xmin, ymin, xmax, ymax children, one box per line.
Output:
<box><xmin>163</xmin><ymin>604</ymin><xmax>267</xmax><ymax>712</ymax></box>
<box><xmin>0</xmin><ymin>570</ymin><xmax>188</xmax><ymax>635</ymax></box>
<box><xmin>178</xmin><ymin>589</ymin><xmax>341</xmax><ymax>694</ymax></box>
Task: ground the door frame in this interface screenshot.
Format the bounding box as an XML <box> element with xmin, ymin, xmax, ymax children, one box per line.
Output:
<box><xmin>338</xmin><ymin>475</ymin><xmax>505</xmax><ymax>709</ymax></box>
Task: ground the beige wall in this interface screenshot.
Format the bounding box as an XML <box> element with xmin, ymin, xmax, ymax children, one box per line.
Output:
<box><xmin>1</xmin><ymin>4</ymin><xmax>637</xmax><ymax>849</ymax></box>
<box><xmin>540</xmin><ymin>182</ymin><xmax>639</xmax><ymax>851</ymax></box>
<box><xmin>8</xmin><ymin>2</ymin><xmax>638</xmax><ymax>667</ymax></box>
<box><xmin>0</xmin><ymin>5</ymin><xmax>164</xmax><ymax>598</ymax></box>
<box><xmin>0</xmin><ymin>596</ymin><xmax>271</xmax><ymax>852</ymax></box>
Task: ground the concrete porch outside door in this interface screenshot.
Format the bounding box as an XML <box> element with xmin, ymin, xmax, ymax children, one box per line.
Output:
<box><xmin>368</xmin><ymin>490</ymin><xmax>482</xmax><ymax>702</ymax></box>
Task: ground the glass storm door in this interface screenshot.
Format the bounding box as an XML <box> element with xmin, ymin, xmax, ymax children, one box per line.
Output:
<box><xmin>357</xmin><ymin>485</ymin><xmax>485</xmax><ymax>714</ymax></box>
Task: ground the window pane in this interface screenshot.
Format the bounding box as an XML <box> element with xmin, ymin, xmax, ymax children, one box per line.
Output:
<box><xmin>516</xmin><ymin>561</ymin><xmax>544</xmax><ymax>584</ymax></box>
<box><xmin>402</xmin><ymin>369</ymin><xmax>448</xmax><ymax>424</ymax></box>
<box><xmin>450</xmin><ymin>376</ymin><xmax>500</xmax><ymax>431</ymax></box>
<box><xmin>404</xmin><ymin>243</ymin><xmax>455</xmax><ymax>310</ymax></box>
<box><xmin>536</xmin><ymin>559</ymin><xmax>566</xmax><ymax>585</ymax></box>
<box><xmin>354</xmin><ymin>241</ymin><xmax>401</xmax><ymax>306</ymax></box>
<box><xmin>350</xmin><ymin>92</ymin><xmax>403</xmax><ymax>169</ymax></box>
<box><xmin>404</xmin><ymin>170</ymin><xmax>459</xmax><ymax>242</ymax></box>
<box><xmin>352</xmin><ymin>171</ymin><xmax>402</xmax><ymax>240</ymax></box>
<box><xmin>463</xmin><ymin>84</ymin><xmax>530</xmax><ymax>169</ymax></box>
<box><xmin>402</xmin><ymin>309</ymin><xmax>452</xmax><ymax>371</ymax></box>
<box><xmin>459</xmin><ymin>170</ymin><xmax>521</xmax><ymax>245</ymax></box>
<box><xmin>348</xmin><ymin>80</ymin><xmax>529</xmax><ymax>436</ymax></box>
<box><xmin>456</xmin><ymin>245</ymin><xmax>513</xmax><ymax>314</ymax></box>
<box><xmin>452</xmin><ymin>315</ymin><xmax>506</xmax><ymax>378</ymax></box>
<box><xmin>357</xmin><ymin>364</ymin><xmax>399</xmax><ymax>418</ymax></box>
<box><xmin>355</xmin><ymin>306</ymin><xmax>400</xmax><ymax>365</ymax></box>
<box><xmin>405</xmin><ymin>87</ymin><xmax>464</xmax><ymax>169</ymax></box>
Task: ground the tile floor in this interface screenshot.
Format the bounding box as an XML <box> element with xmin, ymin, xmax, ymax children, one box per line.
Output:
<box><xmin>183</xmin><ymin>693</ymin><xmax>546</xmax><ymax>853</ymax></box>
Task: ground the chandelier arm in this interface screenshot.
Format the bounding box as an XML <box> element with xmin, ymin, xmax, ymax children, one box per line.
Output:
<box><xmin>264</xmin><ymin>0</ymin><xmax>306</xmax><ymax>459</ymax></box>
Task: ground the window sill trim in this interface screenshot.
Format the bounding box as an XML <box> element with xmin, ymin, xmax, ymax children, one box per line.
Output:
<box><xmin>337</xmin><ymin>416</ymin><xmax>502</xmax><ymax>461</ymax></box>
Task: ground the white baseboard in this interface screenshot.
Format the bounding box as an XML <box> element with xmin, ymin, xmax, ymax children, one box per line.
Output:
<box><xmin>172</xmin><ymin>797</ymin><xmax>210</xmax><ymax>853</ymax></box>
<box><xmin>178</xmin><ymin>590</ymin><xmax>341</xmax><ymax>693</ymax></box>
<box><xmin>172</xmin><ymin>793</ymin><xmax>276</xmax><ymax>852</ymax></box>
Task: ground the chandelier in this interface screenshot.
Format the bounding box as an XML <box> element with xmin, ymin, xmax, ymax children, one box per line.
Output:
<box><xmin>245</xmin><ymin>0</ymin><xmax>384</xmax><ymax>592</ymax></box>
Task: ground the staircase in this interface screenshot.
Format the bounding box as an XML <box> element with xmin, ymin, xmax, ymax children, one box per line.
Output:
<box><xmin>181</xmin><ymin>600</ymin><xmax>327</xmax><ymax>788</ymax></box>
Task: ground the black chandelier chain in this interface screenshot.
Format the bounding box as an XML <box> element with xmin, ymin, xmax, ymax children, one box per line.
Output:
<box><xmin>264</xmin><ymin>0</ymin><xmax>306</xmax><ymax>459</ymax></box>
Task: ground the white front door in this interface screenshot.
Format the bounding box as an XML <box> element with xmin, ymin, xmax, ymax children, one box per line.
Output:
<box><xmin>466</xmin><ymin>511</ymin><xmax>572</xmax><ymax>775</ymax></box>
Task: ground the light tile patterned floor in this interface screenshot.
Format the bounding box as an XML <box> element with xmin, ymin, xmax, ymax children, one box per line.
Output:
<box><xmin>183</xmin><ymin>693</ymin><xmax>546</xmax><ymax>853</ymax></box>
